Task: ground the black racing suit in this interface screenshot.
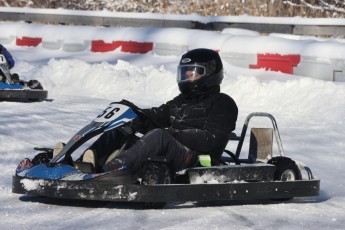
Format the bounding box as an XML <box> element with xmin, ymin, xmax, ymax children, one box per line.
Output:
<box><xmin>90</xmin><ymin>86</ymin><xmax>238</xmax><ymax>174</ymax></box>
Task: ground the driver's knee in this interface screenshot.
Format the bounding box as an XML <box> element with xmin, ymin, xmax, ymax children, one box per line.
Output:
<box><xmin>144</xmin><ymin>128</ymin><xmax>166</xmax><ymax>139</ymax></box>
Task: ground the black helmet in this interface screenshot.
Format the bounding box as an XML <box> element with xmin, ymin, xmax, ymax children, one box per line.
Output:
<box><xmin>177</xmin><ymin>48</ymin><xmax>223</xmax><ymax>97</ymax></box>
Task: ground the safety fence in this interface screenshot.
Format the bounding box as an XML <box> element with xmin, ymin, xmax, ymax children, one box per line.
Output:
<box><xmin>3</xmin><ymin>33</ymin><xmax>344</xmax><ymax>82</ymax></box>
<box><xmin>1</xmin><ymin>9</ymin><xmax>345</xmax><ymax>82</ymax></box>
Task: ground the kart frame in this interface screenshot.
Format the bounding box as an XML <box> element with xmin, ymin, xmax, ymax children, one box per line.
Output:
<box><xmin>12</xmin><ymin>106</ymin><xmax>320</xmax><ymax>204</ymax></box>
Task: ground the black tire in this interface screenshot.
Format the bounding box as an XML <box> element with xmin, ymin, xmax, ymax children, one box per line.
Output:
<box><xmin>28</xmin><ymin>79</ymin><xmax>43</xmax><ymax>90</ymax></box>
<box><xmin>142</xmin><ymin>163</ymin><xmax>172</xmax><ymax>209</ymax></box>
<box><xmin>32</xmin><ymin>151</ymin><xmax>53</xmax><ymax>165</ymax></box>
<box><xmin>268</xmin><ymin>156</ymin><xmax>302</xmax><ymax>181</ymax></box>
<box><xmin>11</xmin><ymin>73</ymin><xmax>20</xmax><ymax>83</ymax></box>
<box><xmin>268</xmin><ymin>156</ymin><xmax>302</xmax><ymax>201</ymax></box>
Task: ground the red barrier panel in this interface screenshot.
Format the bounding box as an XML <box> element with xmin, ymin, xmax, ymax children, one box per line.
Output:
<box><xmin>16</xmin><ymin>36</ymin><xmax>42</xmax><ymax>47</ymax></box>
<box><xmin>249</xmin><ymin>54</ymin><xmax>301</xmax><ymax>74</ymax></box>
<box><xmin>121</xmin><ymin>41</ymin><xmax>153</xmax><ymax>54</ymax></box>
<box><xmin>91</xmin><ymin>40</ymin><xmax>122</xmax><ymax>52</ymax></box>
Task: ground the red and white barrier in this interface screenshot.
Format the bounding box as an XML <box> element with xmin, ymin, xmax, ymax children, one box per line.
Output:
<box><xmin>91</xmin><ymin>40</ymin><xmax>122</xmax><ymax>52</ymax></box>
<box><xmin>220</xmin><ymin>52</ymin><xmax>257</xmax><ymax>68</ymax></box>
<box><xmin>16</xmin><ymin>36</ymin><xmax>42</xmax><ymax>47</ymax></box>
<box><xmin>42</xmin><ymin>40</ymin><xmax>63</xmax><ymax>50</ymax></box>
<box><xmin>120</xmin><ymin>41</ymin><xmax>153</xmax><ymax>54</ymax></box>
<box><xmin>153</xmin><ymin>43</ymin><xmax>188</xmax><ymax>56</ymax></box>
<box><xmin>250</xmin><ymin>54</ymin><xmax>300</xmax><ymax>74</ymax></box>
<box><xmin>0</xmin><ymin>35</ymin><xmax>15</xmax><ymax>44</ymax></box>
<box><xmin>2</xmin><ymin>23</ymin><xmax>345</xmax><ymax>82</ymax></box>
<box><xmin>294</xmin><ymin>56</ymin><xmax>345</xmax><ymax>81</ymax></box>
<box><xmin>62</xmin><ymin>40</ymin><xmax>91</xmax><ymax>52</ymax></box>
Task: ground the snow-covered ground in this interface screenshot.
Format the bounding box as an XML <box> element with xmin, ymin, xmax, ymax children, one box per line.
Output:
<box><xmin>1</xmin><ymin>21</ymin><xmax>345</xmax><ymax>229</ymax></box>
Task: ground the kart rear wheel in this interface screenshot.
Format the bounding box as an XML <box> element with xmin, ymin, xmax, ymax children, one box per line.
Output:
<box><xmin>142</xmin><ymin>163</ymin><xmax>171</xmax><ymax>209</ymax></box>
<box><xmin>268</xmin><ymin>156</ymin><xmax>302</xmax><ymax>201</ymax></box>
<box><xmin>268</xmin><ymin>156</ymin><xmax>302</xmax><ymax>181</ymax></box>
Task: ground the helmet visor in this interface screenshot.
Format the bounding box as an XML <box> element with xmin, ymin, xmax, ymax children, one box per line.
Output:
<box><xmin>177</xmin><ymin>65</ymin><xmax>206</xmax><ymax>83</ymax></box>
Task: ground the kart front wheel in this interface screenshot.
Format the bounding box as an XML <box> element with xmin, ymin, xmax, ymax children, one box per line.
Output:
<box><xmin>142</xmin><ymin>163</ymin><xmax>172</xmax><ymax>209</ymax></box>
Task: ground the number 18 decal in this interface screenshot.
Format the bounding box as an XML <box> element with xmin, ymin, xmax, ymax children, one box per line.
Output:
<box><xmin>94</xmin><ymin>103</ymin><xmax>128</xmax><ymax>122</ymax></box>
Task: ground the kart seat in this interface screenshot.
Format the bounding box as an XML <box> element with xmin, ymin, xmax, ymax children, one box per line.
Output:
<box><xmin>248</xmin><ymin>128</ymin><xmax>273</xmax><ymax>163</ymax></box>
<box><xmin>225</xmin><ymin>128</ymin><xmax>273</xmax><ymax>164</ymax></box>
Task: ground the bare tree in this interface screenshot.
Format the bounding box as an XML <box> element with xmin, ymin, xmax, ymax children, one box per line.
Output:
<box><xmin>283</xmin><ymin>0</ymin><xmax>345</xmax><ymax>17</ymax></box>
<box><xmin>0</xmin><ymin>0</ymin><xmax>344</xmax><ymax>17</ymax></box>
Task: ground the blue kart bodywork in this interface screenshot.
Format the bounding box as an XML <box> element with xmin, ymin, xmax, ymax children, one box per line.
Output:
<box><xmin>0</xmin><ymin>82</ymin><xmax>23</xmax><ymax>89</ymax></box>
<box><xmin>16</xmin><ymin>164</ymin><xmax>92</xmax><ymax>180</ymax></box>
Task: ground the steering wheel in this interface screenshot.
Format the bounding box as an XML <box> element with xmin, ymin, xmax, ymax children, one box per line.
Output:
<box><xmin>118</xmin><ymin>99</ymin><xmax>162</xmax><ymax>129</ymax></box>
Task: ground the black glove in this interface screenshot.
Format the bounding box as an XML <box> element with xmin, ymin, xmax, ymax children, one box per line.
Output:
<box><xmin>119</xmin><ymin>99</ymin><xmax>148</xmax><ymax>129</ymax></box>
<box><xmin>118</xmin><ymin>99</ymin><xmax>140</xmax><ymax>111</ymax></box>
<box><xmin>118</xmin><ymin>99</ymin><xmax>160</xmax><ymax>132</ymax></box>
<box><xmin>131</xmin><ymin>116</ymin><xmax>148</xmax><ymax>134</ymax></box>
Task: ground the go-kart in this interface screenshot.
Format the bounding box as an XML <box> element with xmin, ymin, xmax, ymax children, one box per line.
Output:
<box><xmin>0</xmin><ymin>54</ymin><xmax>48</xmax><ymax>102</ymax></box>
<box><xmin>12</xmin><ymin>102</ymin><xmax>320</xmax><ymax>208</ymax></box>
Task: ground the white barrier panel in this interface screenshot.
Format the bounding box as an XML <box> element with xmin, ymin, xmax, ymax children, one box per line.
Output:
<box><xmin>62</xmin><ymin>40</ymin><xmax>91</xmax><ymax>52</ymax></box>
<box><xmin>0</xmin><ymin>35</ymin><xmax>15</xmax><ymax>44</ymax></box>
<box><xmin>334</xmin><ymin>71</ymin><xmax>345</xmax><ymax>82</ymax></box>
<box><xmin>220</xmin><ymin>52</ymin><xmax>257</xmax><ymax>68</ymax></box>
<box><xmin>294</xmin><ymin>56</ymin><xmax>345</xmax><ymax>81</ymax></box>
<box><xmin>153</xmin><ymin>43</ymin><xmax>188</xmax><ymax>56</ymax></box>
<box><xmin>42</xmin><ymin>40</ymin><xmax>63</xmax><ymax>50</ymax></box>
